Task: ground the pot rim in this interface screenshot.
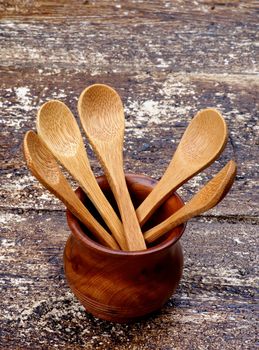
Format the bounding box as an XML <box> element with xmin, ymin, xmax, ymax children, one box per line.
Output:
<box><xmin>66</xmin><ymin>173</ymin><xmax>186</xmax><ymax>257</ymax></box>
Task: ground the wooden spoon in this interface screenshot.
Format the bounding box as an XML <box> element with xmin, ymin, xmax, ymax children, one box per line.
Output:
<box><xmin>36</xmin><ymin>100</ymin><xmax>127</xmax><ymax>250</ymax></box>
<box><xmin>78</xmin><ymin>84</ymin><xmax>146</xmax><ymax>251</ymax></box>
<box><xmin>144</xmin><ymin>160</ymin><xmax>237</xmax><ymax>243</ymax></box>
<box><xmin>136</xmin><ymin>108</ymin><xmax>228</xmax><ymax>226</ymax></box>
<box><xmin>23</xmin><ymin>131</ymin><xmax>119</xmax><ymax>250</ymax></box>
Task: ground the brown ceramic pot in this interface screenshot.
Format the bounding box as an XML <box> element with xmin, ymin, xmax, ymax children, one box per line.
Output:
<box><xmin>64</xmin><ymin>174</ymin><xmax>185</xmax><ymax>323</ymax></box>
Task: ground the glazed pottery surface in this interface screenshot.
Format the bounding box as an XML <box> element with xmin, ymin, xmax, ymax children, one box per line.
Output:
<box><xmin>64</xmin><ymin>174</ymin><xmax>185</xmax><ymax>323</ymax></box>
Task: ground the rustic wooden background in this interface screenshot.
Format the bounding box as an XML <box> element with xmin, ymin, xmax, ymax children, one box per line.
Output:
<box><xmin>0</xmin><ymin>1</ymin><xmax>258</xmax><ymax>349</ymax></box>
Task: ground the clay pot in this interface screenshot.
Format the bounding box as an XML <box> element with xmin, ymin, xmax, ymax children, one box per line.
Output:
<box><xmin>64</xmin><ymin>174</ymin><xmax>185</xmax><ymax>323</ymax></box>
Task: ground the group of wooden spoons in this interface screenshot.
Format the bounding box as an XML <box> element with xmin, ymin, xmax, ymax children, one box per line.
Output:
<box><xmin>23</xmin><ymin>84</ymin><xmax>237</xmax><ymax>251</ymax></box>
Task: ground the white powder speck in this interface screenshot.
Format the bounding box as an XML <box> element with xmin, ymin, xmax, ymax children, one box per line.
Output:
<box><xmin>15</xmin><ymin>87</ymin><xmax>32</xmax><ymax>112</ymax></box>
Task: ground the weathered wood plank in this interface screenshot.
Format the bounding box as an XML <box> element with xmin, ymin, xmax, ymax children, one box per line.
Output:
<box><xmin>0</xmin><ymin>0</ymin><xmax>258</xmax><ymax>23</ymax></box>
<box><xmin>0</xmin><ymin>18</ymin><xmax>257</xmax><ymax>75</ymax></box>
<box><xmin>1</xmin><ymin>70</ymin><xmax>258</xmax><ymax>216</ymax></box>
<box><xmin>0</xmin><ymin>210</ymin><xmax>258</xmax><ymax>349</ymax></box>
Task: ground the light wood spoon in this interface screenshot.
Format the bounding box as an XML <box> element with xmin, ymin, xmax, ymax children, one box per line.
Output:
<box><xmin>144</xmin><ymin>160</ymin><xmax>237</xmax><ymax>243</ymax></box>
<box><xmin>36</xmin><ymin>100</ymin><xmax>127</xmax><ymax>250</ymax></box>
<box><xmin>23</xmin><ymin>131</ymin><xmax>119</xmax><ymax>250</ymax></box>
<box><xmin>78</xmin><ymin>84</ymin><xmax>146</xmax><ymax>251</ymax></box>
<box><xmin>136</xmin><ymin>108</ymin><xmax>228</xmax><ymax>226</ymax></box>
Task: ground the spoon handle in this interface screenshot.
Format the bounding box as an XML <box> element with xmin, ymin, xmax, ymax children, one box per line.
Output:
<box><xmin>73</xmin><ymin>159</ymin><xmax>128</xmax><ymax>250</ymax></box>
<box><xmin>144</xmin><ymin>160</ymin><xmax>237</xmax><ymax>243</ymax></box>
<box><xmin>105</xmin><ymin>164</ymin><xmax>147</xmax><ymax>251</ymax></box>
<box><xmin>58</xmin><ymin>179</ymin><xmax>120</xmax><ymax>250</ymax></box>
<box><xmin>136</xmin><ymin>162</ymin><xmax>182</xmax><ymax>226</ymax></box>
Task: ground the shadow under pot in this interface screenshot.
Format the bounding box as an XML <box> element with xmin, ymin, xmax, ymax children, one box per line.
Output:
<box><xmin>64</xmin><ymin>173</ymin><xmax>186</xmax><ymax>323</ymax></box>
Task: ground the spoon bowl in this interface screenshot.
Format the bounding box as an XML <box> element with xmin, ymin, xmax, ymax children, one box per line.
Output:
<box><xmin>78</xmin><ymin>84</ymin><xmax>124</xmax><ymax>143</ymax></box>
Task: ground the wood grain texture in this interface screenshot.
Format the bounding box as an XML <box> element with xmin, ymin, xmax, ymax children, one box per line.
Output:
<box><xmin>78</xmin><ymin>84</ymin><xmax>146</xmax><ymax>251</ymax></box>
<box><xmin>65</xmin><ymin>174</ymin><xmax>184</xmax><ymax>323</ymax></box>
<box><xmin>0</xmin><ymin>1</ymin><xmax>258</xmax><ymax>24</ymax></box>
<box><xmin>0</xmin><ymin>0</ymin><xmax>258</xmax><ymax>349</ymax></box>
